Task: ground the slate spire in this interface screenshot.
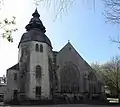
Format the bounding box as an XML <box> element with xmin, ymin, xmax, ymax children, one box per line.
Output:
<box><xmin>25</xmin><ymin>8</ymin><xmax>46</xmax><ymax>33</ymax></box>
<box><xmin>32</xmin><ymin>8</ymin><xmax>40</xmax><ymax>18</ymax></box>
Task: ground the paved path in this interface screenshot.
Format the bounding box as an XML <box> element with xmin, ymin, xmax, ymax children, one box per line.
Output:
<box><xmin>1</xmin><ymin>104</ymin><xmax>120</xmax><ymax>107</ymax></box>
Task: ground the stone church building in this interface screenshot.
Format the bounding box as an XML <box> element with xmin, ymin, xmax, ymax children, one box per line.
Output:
<box><xmin>4</xmin><ymin>9</ymin><xmax>105</xmax><ymax>104</ymax></box>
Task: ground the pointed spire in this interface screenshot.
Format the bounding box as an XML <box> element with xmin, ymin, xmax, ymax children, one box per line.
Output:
<box><xmin>32</xmin><ymin>8</ymin><xmax>40</xmax><ymax>18</ymax></box>
<box><xmin>25</xmin><ymin>8</ymin><xmax>46</xmax><ymax>33</ymax></box>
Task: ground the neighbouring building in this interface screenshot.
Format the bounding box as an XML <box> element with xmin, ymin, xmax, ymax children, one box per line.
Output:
<box><xmin>0</xmin><ymin>76</ymin><xmax>6</xmax><ymax>102</ymax></box>
<box><xmin>4</xmin><ymin>9</ymin><xmax>105</xmax><ymax>104</ymax></box>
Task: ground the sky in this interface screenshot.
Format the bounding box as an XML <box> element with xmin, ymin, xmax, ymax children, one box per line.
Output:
<box><xmin>0</xmin><ymin>0</ymin><xmax>120</xmax><ymax>76</ymax></box>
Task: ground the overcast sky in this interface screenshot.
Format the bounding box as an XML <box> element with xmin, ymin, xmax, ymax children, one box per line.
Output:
<box><xmin>0</xmin><ymin>0</ymin><xmax>120</xmax><ymax>76</ymax></box>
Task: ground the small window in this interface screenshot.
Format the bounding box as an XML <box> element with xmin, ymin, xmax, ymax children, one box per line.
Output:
<box><xmin>63</xmin><ymin>86</ymin><xmax>66</xmax><ymax>93</ymax></box>
<box><xmin>68</xmin><ymin>47</ymin><xmax>71</xmax><ymax>51</ymax></box>
<box><xmin>72</xmin><ymin>86</ymin><xmax>74</xmax><ymax>93</ymax></box>
<box><xmin>14</xmin><ymin>73</ymin><xmax>17</xmax><ymax>80</ymax></box>
<box><xmin>36</xmin><ymin>87</ymin><xmax>41</xmax><ymax>96</ymax></box>
<box><xmin>69</xmin><ymin>87</ymin><xmax>71</xmax><ymax>93</ymax></box>
<box><xmin>36</xmin><ymin>65</ymin><xmax>41</xmax><ymax>79</ymax></box>
<box><xmin>13</xmin><ymin>90</ymin><xmax>18</xmax><ymax>98</ymax></box>
<box><xmin>0</xmin><ymin>94</ymin><xmax>4</xmax><ymax>102</ymax></box>
<box><xmin>35</xmin><ymin>44</ymin><xmax>39</xmax><ymax>52</ymax></box>
<box><xmin>61</xmin><ymin>85</ymin><xmax>63</xmax><ymax>92</ymax></box>
<box><xmin>40</xmin><ymin>44</ymin><xmax>43</xmax><ymax>52</ymax></box>
<box><xmin>77</xmin><ymin>87</ymin><xmax>79</xmax><ymax>92</ymax></box>
<box><xmin>93</xmin><ymin>85</ymin><xmax>96</xmax><ymax>93</ymax></box>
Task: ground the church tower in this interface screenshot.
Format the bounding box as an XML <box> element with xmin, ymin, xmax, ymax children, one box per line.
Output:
<box><xmin>18</xmin><ymin>9</ymin><xmax>53</xmax><ymax>101</ymax></box>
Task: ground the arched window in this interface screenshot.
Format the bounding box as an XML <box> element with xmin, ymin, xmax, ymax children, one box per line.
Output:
<box><xmin>14</xmin><ymin>73</ymin><xmax>17</xmax><ymax>80</ymax></box>
<box><xmin>40</xmin><ymin>44</ymin><xmax>43</xmax><ymax>52</ymax></box>
<box><xmin>61</xmin><ymin>85</ymin><xmax>63</xmax><ymax>93</ymax></box>
<box><xmin>60</xmin><ymin>62</ymin><xmax>80</xmax><ymax>94</ymax></box>
<box><xmin>35</xmin><ymin>44</ymin><xmax>39</xmax><ymax>52</ymax></box>
<box><xmin>71</xmin><ymin>86</ymin><xmax>74</xmax><ymax>92</ymax></box>
<box><xmin>93</xmin><ymin>85</ymin><xmax>96</xmax><ymax>94</ymax></box>
<box><xmin>77</xmin><ymin>87</ymin><xmax>79</xmax><ymax>93</ymax></box>
<box><xmin>36</xmin><ymin>65</ymin><xmax>41</xmax><ymax>79</ymax></box>
<box><xmin>88</xmin><ymin>72</ymin><xmax>97</xmax><ymax>81</ymax></box>
<box><xmin>66</xmin><ymin>86</ymin><xmax>68</xmax><ymax>93</ymax></box>
<box><xmin>70</xmin><ymin>86</ymin><xmax>72</xmax><ymax>93</ymax></box>
<box><xmin>64</xmin><ymin>86</ymin><xmax>66</xmax><ymax>93</ymax></box>
<box><xmin>65</xmin><ymin>85</ymin><xmax>67</xmax><ymax>92</ymax></box>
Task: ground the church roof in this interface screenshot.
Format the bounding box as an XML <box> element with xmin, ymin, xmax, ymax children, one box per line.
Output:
<box><xmin>25</xmin><ymin>9</ymin><xmax>46</xmax><ymax>33</ymax></box>
<box><xmin>18</xmin><ymin>28</ymin><xmax>52</xmax><ymax>48</ymax></box>
<box><xmin>7</xmin><ymin>63</ymin><xmax>19</xmax><ymax>71</ymax></box>
<box><xmin>18</xmin><ymin>9</ymin><xmax>52</xmax><ymax>48</ymax></box>
<box><xmin>57</xmin><ymin>42</ymin><xmax>104</xmax><ymax>84</ymax></box>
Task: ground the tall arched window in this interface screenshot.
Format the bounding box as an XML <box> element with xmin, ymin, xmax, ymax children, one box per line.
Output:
<box><xmin>35</xmin><ymin>44</ymin><xmax>39</xmax><ymax>52</ymax></box>
<box><xmin>36</xmin><ymin>65</ymin><xmax>41</xmax><ymax>79</ymax></box>
<box><xmin>61</xmin><ymin>85</ymin><xmax>63</xmax><ymax>93</ymax></box>
<box><xmin>77</xmin><ymin>87</ymin><xmax>79</xmax><ymax>93</ymax></box>
<box><xmin>88</xmin><ymin>72</ymin><xmax>97</xmax><ymax>81</ymax></box>
<box><xmin>60</xmin><ymin>62</ymin><xmax>80</xmax><ymax>94</ymax></box>
<box><xmin>40</xmin><ymin>44</ymin><xmax>43</xmax><ymax>52</ymax></box>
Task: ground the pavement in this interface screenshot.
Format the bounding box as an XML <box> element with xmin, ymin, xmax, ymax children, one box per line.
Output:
<box><xmin>0</xmin><ymin>104</ymin><xmax>120</xmax><ymax>107</ymax></box>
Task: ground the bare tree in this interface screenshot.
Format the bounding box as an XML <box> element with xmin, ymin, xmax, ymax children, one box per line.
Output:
<box><xmin>91</xmin><ymin>56</ymin><xmax>120</xmax><ymax>97</ymax></box>
<box><xmin>102</xmin><ymin>0</ymin><xmax>120</xmax><ymax>46</ymax></box>
<box><xmin>0</xmin><ymin>17</ymin><xmax>17</xmax><ymax>42</ymax></box>
<box><xmin>0</xmin><ymin>0</ymin><xmax>17</xmax><ymax>42</ymax></box>
<box><xmin>34</xmin><ymin>0</ymin><xmax>97</xmax><ymax>20</ymax></box>
<box><xmin>33</xmin><ymin>0</ymin><xmax>75</xmax><ymax>20</ymax></box>
<box><xmin>101</xmin><ymin>56</ymin><xmax>120</xmax><ymax>97</ymax></box>
<box><xmin>103</xmin><ymin>0</ymin><xmax>120</xmax><ymax>24</ymax></box>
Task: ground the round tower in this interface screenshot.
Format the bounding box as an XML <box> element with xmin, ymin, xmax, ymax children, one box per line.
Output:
<box><xmin>18</xmin><ymin>9</ymin><xmax>53</xmax><ymax>101</ymax></box>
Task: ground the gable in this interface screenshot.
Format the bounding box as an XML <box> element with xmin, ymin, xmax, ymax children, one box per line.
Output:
<box><xmin>7</xmin><ymin>63</ymin><xmax>19</xmax><ymax>71</ymax></box>
<box><xmin>56</xmin><ymin>42</ymin><xmax>93</xmax><ymax>74</ymax></box>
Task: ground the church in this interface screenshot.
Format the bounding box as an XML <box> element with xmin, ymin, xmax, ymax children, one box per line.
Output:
<box><xmin>4</xmin><ymin>9</ymin><xmax>105</xmax><ymax>104</ymax></box>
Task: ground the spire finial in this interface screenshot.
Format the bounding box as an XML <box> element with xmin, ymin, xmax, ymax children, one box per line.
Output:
<box><xmin>25</xmin><ymin>7</ymin><xmax>46</xmax><ymax>33</ymax></box>
<box><xmin>68</xmin><ymin>40</ymin><xmax>70</xmax><ymax>43</ymax></box>
<box><xmin>33</xmin><ymin>0</ymin><xmax>41</xmax><ymax>17</ymax></box>
<box><xmin>32</xmin><ymin>8</ymin><xmax>40</xmax><ymax>18</ymax></box>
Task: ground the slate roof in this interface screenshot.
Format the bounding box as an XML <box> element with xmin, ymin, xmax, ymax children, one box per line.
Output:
<box><xmin>18</xmin><ymin>28</ymin><xmax>52</xmax><ymax>48</ymax></box>
<box><xmin>7</xmin><ymin>63</ymin><xmax>19</xmax><ymax>71</ymax></box>
<box><xmin>18</xmin><ymin>9</ymin><xmax>52</xmax><ymax>48</ymax></box>
<box><xmin>57</xmin><ymin>42</ymin><xmax>104</xmax><ymax>84</ymax></box>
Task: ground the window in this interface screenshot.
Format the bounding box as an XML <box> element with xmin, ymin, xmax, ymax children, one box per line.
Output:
<box><xmin>68</xmin><ymin>47</ymin><xmax>71</xmax><ymax>51</ymax></box>
<box><xmin>61</xmin><ymin>85</ymin><xmax>64</xmax><ymax>93</ymax></box>
<box><xmin>60</xmin><ymin>62</ymin><xmax>80</xmax><ymax>94</ymax></box>
<box><xmin>0</xmin><ymin>94</ymin><xmax>4</xmax><ymax>102</ymax></box>
<box><xmin>66</xmin><ymin>86</ymin><xmax>68</xmax><ymax>93</ymax></box>
<box><xmin>14</xmin><ymin>73</ymin><xmax>17</xmax><ymax>80</ymax></box>
<box><xmin>93</xmin><ymin>85</ymin><xmax>96</xmax><ymax>94</ymax></box>
<box><xmin>65</xmin><ymin>85</ymin><xmax>67</xmax><ymax>92</ymax></box>
<box><xmin>72</xmin><ymin>86</ymin><xmax>74</xmax><ymax>93</ymax></box>
<box><xmin>36</xmin><ymin>87</ymin><xmax>41</xmax><ymax>97</ymax></box>
<box><xmin>73</xmin><ymin>86</ymin><xmax>75</xmax><ymax>93</ymax></box>
<box><xmin>36</xmin><ymin>65</ymin><xmax>41</xmax><ymax>79</ymax></box>
<box><xmin>77</xmin><ymin>87</ymin><xmax>79</xmax><ymax>93</ymax></box>
<box><xmin>63</xmin><ymin>86</ymin><xmax>65</xmax><ymax>93</ymax></box>
<box><xmin>13</xmin><ymin>90</ymin><xmax>18</xmax><ymax>99</ymax></box>
<box><xmin>35</xmin><ymin>44</ymin><xmax>39</xmax><ymax>52</ymax></box>
<box><xmin>69</xmin><ymin>86</ymin><xmax>72</xmax><ymax>93</ymax></box>
<box><xmin>40</xmin><ymin>44</ymin><xmax>43</xmax><ymax>52</ymax></box>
